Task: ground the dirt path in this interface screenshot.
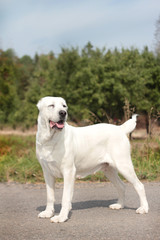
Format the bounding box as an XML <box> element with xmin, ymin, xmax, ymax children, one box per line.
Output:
<box><xmin>0</xmin><ymin>125</ymin><xmax>159</xmax><ymax>138</ymax></box>
<box><xmin>0</xmin><ymin>127</ymin><xmax>37</xmax><ymax>136</ymax></box>
<box><xmin>0</xmin><ymin>128</ymin><xmax>148</xmax><ymax>138</ymax></box>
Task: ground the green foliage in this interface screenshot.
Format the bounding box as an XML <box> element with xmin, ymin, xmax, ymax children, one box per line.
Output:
<box><xmin>0</xmin><ymin>43</ymin><xmax>160</xmax><ymax>127</ymax></box>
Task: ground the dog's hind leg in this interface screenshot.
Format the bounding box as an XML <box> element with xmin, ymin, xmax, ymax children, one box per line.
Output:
<box><xmin>103</xmin><ymin>164</ymin><xmax>125</xmax><ymax>210</ymax></box>
<box><xmin>115</xmin><ymin>158</ymin><xmax>149</xmax><ymax>214</ymax></box>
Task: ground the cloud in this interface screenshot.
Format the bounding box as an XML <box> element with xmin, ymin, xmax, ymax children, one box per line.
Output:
<box><xmin>0</xmin><ymin>0</ymin><xmax>160</xmax><ymax>56</ymax></box>
<box><xmin>8</xmin><ymin>2</ymin><xmax>106</xmax><ymax>36</ymax></box>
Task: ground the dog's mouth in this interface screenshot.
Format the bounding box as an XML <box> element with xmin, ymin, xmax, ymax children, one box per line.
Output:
<box><xmin>49</xmin><ymin>120</ymin><xmax>65</xmax><ymax>130</ymax></box>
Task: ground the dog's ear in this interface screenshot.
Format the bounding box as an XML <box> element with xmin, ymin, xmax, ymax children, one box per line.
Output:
<box><xmin>37</xmin><ymin>98</ymin><xmax>43</xmax><ymax>111</ymax></box>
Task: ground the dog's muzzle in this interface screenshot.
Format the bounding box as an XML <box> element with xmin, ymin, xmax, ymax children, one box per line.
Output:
<box><xmin>49</xmin><ymin>110</ymin><xmax>66</xmax><ymax>130</ymax></box>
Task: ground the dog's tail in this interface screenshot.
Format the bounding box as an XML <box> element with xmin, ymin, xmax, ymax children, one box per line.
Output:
<box><xmin>120</xmin><ymin>114</ymin><xmax>138</xmax><ymax>135</ymax></box>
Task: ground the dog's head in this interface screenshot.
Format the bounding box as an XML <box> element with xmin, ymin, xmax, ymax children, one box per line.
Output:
<box><xmin>37</xmin><ymin>96</ymin><xmax>68</xmax><ymax>130</ymax></box>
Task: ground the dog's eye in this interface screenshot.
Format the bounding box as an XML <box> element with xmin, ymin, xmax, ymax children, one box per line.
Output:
<box><xmin>63</xmin><ymin>104</ymin><xmax>67</xmax><ymax>108</ymax></box>
<box><xmin>48</xmin><ymin>104</ymin><xmax>54</xmax><ymax>108</ymax></box>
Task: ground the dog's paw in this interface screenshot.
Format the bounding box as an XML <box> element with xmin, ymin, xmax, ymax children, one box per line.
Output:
<box><xmin>136</xmin><ymin>206</ymin><xmax>149</xmax><ymax>214</ymax></box>
<box><xmin>50</xmin><ymin>214</ymin><xmax>68</xmax><ymax>223</ymax></box>
<box><xmin>109</xmin><ymin>203</ymin><xmax>124</xmax><ymax>210</ymax></box>
<box><xmin>38</xmin><ymin>210</ymin><xmax>54</xmax><ymax>218</ymax></box>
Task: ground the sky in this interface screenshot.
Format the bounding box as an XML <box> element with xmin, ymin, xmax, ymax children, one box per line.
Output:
<box><xmin>0</xmin><ymin>0</ymin><xmax>160</xmax><ymax>58</ymax></box>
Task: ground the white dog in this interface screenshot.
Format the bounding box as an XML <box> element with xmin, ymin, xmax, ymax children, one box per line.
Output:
<box><xmin>36</xmin><ymin>96</ymin><xmax>149</xmax><ymax>223</ymax></box>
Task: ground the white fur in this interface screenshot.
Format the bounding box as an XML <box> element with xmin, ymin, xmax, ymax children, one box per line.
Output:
<box><xmin>36</xmin><ymin>96</ymin><xmax>149</xmax><ymax>223</ymax></box>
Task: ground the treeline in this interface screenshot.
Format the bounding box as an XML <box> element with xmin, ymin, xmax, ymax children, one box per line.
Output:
<box><xmin>0</xmin><ymin>42</ymin><xmax>160</xmax><ymax>128</ymax></box>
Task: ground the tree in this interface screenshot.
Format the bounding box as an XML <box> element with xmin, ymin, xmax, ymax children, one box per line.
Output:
<box><xmin>16</xmin><ymin>55</ymin><xmax>34</xmax><ymax>99</ymax></box>
<box><xmin>0</xmin><ymin>45</ymin><xmax>160</xmax><ymax>128</ymax></box>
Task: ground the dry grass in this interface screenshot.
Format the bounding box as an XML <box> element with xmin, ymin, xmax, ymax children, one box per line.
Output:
<box><xmin>0</xmin><ymin>132</ymin><xmax>160</xmax><ymax>183</ymax></box>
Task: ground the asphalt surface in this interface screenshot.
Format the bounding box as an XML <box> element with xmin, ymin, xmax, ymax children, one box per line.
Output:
<box><xmin>0</xmin><ymin>182</ymin><xmax>160</xmax><ymax>240</ymax></box>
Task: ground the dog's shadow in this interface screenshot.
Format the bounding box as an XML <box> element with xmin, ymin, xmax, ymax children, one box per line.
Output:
<box><xmin>36</xmin><ymin>199</ymin><xmax>136</xmax><ymax>214</ymax></box>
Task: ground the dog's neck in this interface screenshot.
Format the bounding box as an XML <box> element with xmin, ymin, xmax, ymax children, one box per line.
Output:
<box><xmin>36</xmin><ymin>115</ymin><xmax>66</xmax><ymax>145</ymax></box>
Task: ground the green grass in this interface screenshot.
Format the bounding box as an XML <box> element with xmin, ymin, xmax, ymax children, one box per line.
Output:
<box><xmin>132</xmin><ymin>138</ymin><xmax>160</xmax><ymax>181</ymax></box>
<box><xmin>0</xmin><ymin>135</ymin><xmax>160</xmax><ymax>183</ymax></box>
<box><xmin>0</xmin><ymin>135</ymin><xmax>43</xmax><ymax>183</ymax></box>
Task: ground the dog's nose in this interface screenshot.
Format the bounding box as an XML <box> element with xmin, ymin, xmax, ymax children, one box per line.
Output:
<box><xmin>59</xmin><ymin>110</ymin><xmax>66</xmax><ymax>118</ymax></box>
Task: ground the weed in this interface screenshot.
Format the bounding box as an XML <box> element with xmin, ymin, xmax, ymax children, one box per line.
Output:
<box><xmin>0</xmin><ymin>135</ymin><xmax>43</xmax><ymax>183</ymax></box>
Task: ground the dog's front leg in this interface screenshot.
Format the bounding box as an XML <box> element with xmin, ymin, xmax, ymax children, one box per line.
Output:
<box><xmin>51</xmin><ymin>167</ymin><xmax>76</xmax><ymax>223</ymax></box>
<box><xmin>38</xmin><ymin>172</ymin><xmax>55</xmax><ymax>218</ymax></box>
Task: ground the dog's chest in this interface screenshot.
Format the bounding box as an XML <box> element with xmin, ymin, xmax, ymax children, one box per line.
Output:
<box><xmin>37</xmin><ymin>143</ymin><xmax>64</xmax><ymax>178</ymax></box>
<box><xmin>43</xmin><ymin>159</ymin><xmax>63</xmax><ymax>178</ymax></box>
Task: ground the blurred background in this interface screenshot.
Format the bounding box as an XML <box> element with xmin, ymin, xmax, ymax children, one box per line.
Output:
<box><xmin>0</xmin><ymin>0</ymin><xmax>160</xmax><ymax>183</ymax></box>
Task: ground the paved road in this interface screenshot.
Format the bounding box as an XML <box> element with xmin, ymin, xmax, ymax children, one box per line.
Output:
<box><xmin>0</xmin><ymin>182</ymin><xmax>160</xmax><ymax>240</ymax></box>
